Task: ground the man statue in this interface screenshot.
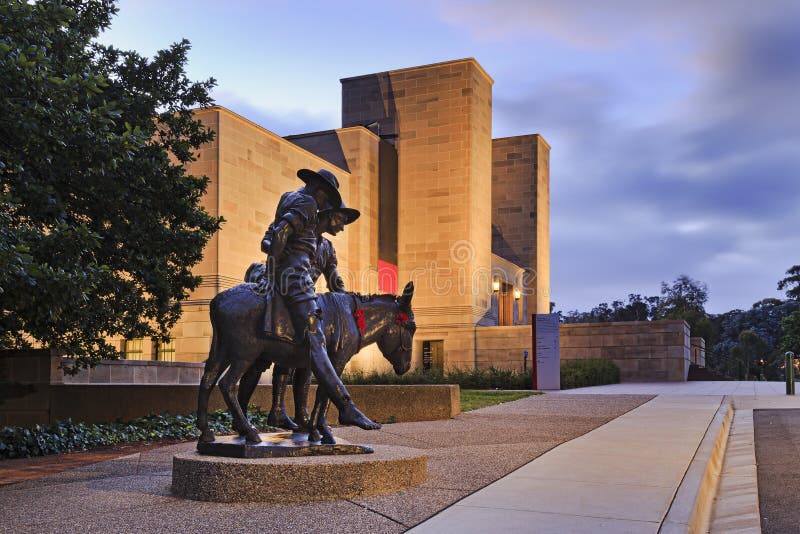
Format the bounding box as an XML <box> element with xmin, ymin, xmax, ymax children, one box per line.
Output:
<box><xmin>259</xmin><ymin>169</ymin><xmax>378</xmax><ymax>431</ymax></box>
<box><xmin>240</xmin><ymin>201</ymin><xmax>360</xmax><ymax>430</ymax></box>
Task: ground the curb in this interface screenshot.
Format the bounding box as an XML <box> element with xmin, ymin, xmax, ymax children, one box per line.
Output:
<box><xmin>659</xmin><ymin>399</ymin><xmax>734</xmax><ymax>533</ymax></box>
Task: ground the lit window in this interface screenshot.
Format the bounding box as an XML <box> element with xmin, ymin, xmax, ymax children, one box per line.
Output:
<box><xmin>152</xmin><ymin>338</ymin><xmax>176</xmax><ymax>362</ymax></box>
<box><xmin>122</xmin><ymin>338</ymin><xmax>144</xmax><ymax>360</ymax></box>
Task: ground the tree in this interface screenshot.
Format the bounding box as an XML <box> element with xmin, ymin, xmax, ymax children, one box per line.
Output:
<box><xmin>562</xmin><ymin>293</ymin><xmax>659</xmax><ymax>324</ymax></box>
<box><xmin>0</xmin><ymin>0</ymin><xmax>221</xmax><ymax>370</ymax></box>
<box><xmin>777</xmin><ymin>265</ymin><xmax>800</xmax><ymax>300</ymax></box>
<box><xmin>780</xmin><ymin>311</ymin><xmax>800</xmax><ymax>356</ymax></box>
<box><xmin>731</xmin><ymin>330</ymin><xmax>770</xmax><ymax>380</ymax></box>
<box><xmin>654</xmin><ymin>275</ymin><xmax>712</xmax><ymax>342</ymax></box>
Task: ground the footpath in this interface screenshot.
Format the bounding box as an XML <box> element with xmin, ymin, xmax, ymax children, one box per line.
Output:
<box><xmin>411</xmin><ymin>381</ymin><xmax>800</xmax><ymax>534</ymax></box>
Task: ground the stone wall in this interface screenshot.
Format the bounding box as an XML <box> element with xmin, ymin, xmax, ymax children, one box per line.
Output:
<box><xmin>561</xmin><ymin>320</ymin><xmax>691</xmax><ymax>382</ymax></box>
<box><xmin>342</xmin><ymin>59</ymin><xmax>495</xmax><ymax>329</ymax></box>
<box><xmin>411</xmin><ymin>320</ymin><xmax>691</xmax><ymax>382</ymax></box>
<box><xmin>691</xmin><ymin>337</ymin><xmax>706</xmax><ymax>366</ymax></box>
<box><xmin>491</xmin><ymin>135</ymin><xmax>551</xmax><ymax>314</ymax></box>
<box><xmin>0</xmin><ymin>351</ymin><xmax>459</xmax><ymax>426</ymax></box>
<box><xmin>2</xmin><ymin>382</ymin><xmax>459</xmax><ymax>427</ymax></box>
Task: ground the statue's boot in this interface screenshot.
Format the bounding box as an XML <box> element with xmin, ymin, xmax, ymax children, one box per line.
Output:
<box><xmin>306</xmin><ymin>310</ymin><xmax>381</xmax><ymax>431</ymax></box>
<box><xmin>292</xmin><ymin>368</ymin><xmax>312</xmax><ymax>431</ymax></box>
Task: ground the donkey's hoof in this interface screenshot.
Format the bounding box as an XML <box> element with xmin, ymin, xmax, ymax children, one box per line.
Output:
<box><xmin>321</xmin><ymin>432</ymin><xmax>335</xmax><ymax>445</ymax></box>
<box><xmin>244</xmin><ymin>428</ymin><xmax>262</xmax><ymax>443</ymax></box>
<box><xmin>198</xmin><ymin>429</ymin><xmax>215</xmax><ymax>444</ymax></box>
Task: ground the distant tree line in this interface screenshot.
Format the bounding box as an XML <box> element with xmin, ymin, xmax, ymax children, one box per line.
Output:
<box><xmin>558</xmin><ymin>266</ymin><xmax>800</xmax><ymax>381</ymax></box>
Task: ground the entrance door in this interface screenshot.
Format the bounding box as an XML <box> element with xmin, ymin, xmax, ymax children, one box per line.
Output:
<box><xmin>422</xmin><ymin>340</ymin><xmax>445</xmax><ymax>371</ymax></box>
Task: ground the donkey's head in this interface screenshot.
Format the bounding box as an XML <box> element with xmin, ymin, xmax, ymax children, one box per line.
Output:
<box><xmin>376</xmin><ymin>281</ymin><xmax>417</xmax><ymax>375</ymax></box>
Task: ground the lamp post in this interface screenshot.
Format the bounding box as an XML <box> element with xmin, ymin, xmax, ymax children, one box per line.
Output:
<box><xmin>786</xmin><ymin>351</ymin><xmax>795</xmax><ymax>395</ymax></box>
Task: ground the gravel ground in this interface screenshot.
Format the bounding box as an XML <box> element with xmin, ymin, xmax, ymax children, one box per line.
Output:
<box><xmin>0</xmin><ymin>393</ymin><xmax>652</xmax><ymax>533</ymax></box>
<box><xmin>754</xmin><ymin>409</ymin><xmax>800</xmax><ymax>534</ymax></box>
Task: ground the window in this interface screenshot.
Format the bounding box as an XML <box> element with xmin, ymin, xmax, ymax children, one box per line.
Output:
<box><xmin>122</xmin><ymin>338</ymin><xmax>145</xmax><ymax>360</ymax></box>
<box><xmin>152</xmin><ymin>338</ymin><xmax>176</xmax><ymax>362</ymax></box>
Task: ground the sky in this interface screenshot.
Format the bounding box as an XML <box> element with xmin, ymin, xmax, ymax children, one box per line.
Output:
<box><xmin>98</xmin><ymin>0</ymin><xmax>800</xmax><ymax>314</ymax></box>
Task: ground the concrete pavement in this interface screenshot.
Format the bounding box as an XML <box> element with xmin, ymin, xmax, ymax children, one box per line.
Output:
<box><xmin>411</xmin><ymin>381</ymin><xmax>800</xmax><ymax>533</ymax></box>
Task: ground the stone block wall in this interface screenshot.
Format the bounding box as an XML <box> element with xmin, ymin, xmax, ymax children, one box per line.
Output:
<box><xmin>691</xmin><ymin>337</ymin><xmax>706</xmax><ymax>366</ymax></box>
<box><xmin>411</xmin><ymin>320</ymin><xmax>691</xmax><ymax>382</ymax></box>
<box><xmin>491</xmin><ymin>135</ymin><xmax>551</xmax><ymax>315</ymax></box>
<box><xmin>342</xmin><ymin>59</ymin><xmax>495</xmax><ymax>329</ymax></box>
<box><xmin>561</xmin><ymin>320</ymin><xmax>691</xmax><ymax>382</ymax></box>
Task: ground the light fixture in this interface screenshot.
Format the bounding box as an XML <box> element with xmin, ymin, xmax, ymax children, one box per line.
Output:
<box><xmin>514</xmin><ymin>289</ymin><xmax>521</xmax><ymax>300</ymax></box>
<box><xmin>492</xmin><ymin>280</ymin><xmax>500</xmax><ymax>292</ymax></box>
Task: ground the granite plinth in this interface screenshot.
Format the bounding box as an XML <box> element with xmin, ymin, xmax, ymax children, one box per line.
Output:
<box><xmin>172</xmin><ymin>443</ymin><xmax>427</xmax><ymax>503</ymax></box>
<box><xmin>196</xmin><ymin>432</ymin><xmax>373</xmax><ymax>458</ymax></box>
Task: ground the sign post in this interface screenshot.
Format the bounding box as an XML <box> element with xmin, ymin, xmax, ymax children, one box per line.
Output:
<box><xmin>532</xmin><ymin>313</ymin><xmax>560</xmax><ymax>390</ymax></box>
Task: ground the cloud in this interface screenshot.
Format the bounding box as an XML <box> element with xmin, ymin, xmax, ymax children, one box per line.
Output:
<box><xmin>484</xmin><ymin>4</ymin><xmax>800</xmax><ymax>313</ymax></box>
<box><xmin>211</xmin><ymin>89</ymin><xmax>337</xmax><ymax>137</ymax></box>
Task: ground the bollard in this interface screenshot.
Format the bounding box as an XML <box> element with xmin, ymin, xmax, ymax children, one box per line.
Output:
<box><xmin>786</xmin><ymin>352</ymin><xmax>795</xmax><ymax>395</ymax></box>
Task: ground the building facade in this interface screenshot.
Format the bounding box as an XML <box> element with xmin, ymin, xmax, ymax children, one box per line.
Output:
<box><xmin>113</xmin><ymin>58</ymin><xmax>551</xmax><ymax>374</ymax></box>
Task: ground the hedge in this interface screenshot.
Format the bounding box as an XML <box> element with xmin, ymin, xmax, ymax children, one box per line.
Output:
<box><xmin>560</xmin><ymin>359</ymin><xmax>621</xmax><ymax>389</ymax></box>
<box><xmin>0</xmin><ymin>407</ymin><xmax>276</xmax><ymax>460</ymax></box>
<box><xmin>342</xmin><ymin>367</ymin><xmax>533</xmax><ymax>390</ymax></box>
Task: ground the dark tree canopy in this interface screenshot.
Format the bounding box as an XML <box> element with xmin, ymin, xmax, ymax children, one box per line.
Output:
<box><xmin>0</xmin><ymin>0</ymin><xmax>221</xmax><ymax>370</ymax></box>
<box><xmin>562</xmin><ymin>293</ymin><xmax>658</xmax><ymax>324</ymax></box>
<box><xmin>778</xmin><ymin>265</ymin><xmax>800</xmax><ymax>301</ymax></box>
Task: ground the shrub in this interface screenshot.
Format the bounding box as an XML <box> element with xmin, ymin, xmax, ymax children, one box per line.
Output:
<box><xmin>342</xmin><ymin>367</ymin><xmax>533</xmax><ymax>390</ymax></box>
<box><xmin>560</xmin><ymin>359</ymin><xmax>620</xmax><ymax>389</ymax></box>
<box><xmin>0</xmin><ymin>407</ymin><xmax>276</xmax><ymax>460</ymax></box>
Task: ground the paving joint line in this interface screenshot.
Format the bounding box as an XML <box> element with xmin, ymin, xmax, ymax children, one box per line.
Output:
<box><xmin>346</xmin><ymin>498</ymin><xmax>409</xmax><ymax>528</ymax></box>
<box><xmin>451</xmin><ymin>502</ymin><xmax>662</xmax><ymax>524</ymax></box>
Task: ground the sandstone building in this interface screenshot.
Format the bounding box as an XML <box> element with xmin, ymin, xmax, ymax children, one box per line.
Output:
<box><xmin>115</xmin><ymin>58</ymin><xmax>551</xmax><ymax>374</ymax></box>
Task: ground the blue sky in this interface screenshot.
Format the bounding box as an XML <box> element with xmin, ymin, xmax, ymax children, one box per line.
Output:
<box><xmin>99</xmin><ymin>0</ymin><xmax>800</xmax><ymax>314</ymax></box>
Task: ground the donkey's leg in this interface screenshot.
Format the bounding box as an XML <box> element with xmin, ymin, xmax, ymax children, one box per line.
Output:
<box><xmin>267</xmin><ymin>364</ymin><xmax>299</xmax><ymax>430</ymax></box>
<box><xmin>219</xmin><ymin>358</ymin><xmax>262</xmax><ymax>443</ymax></box>
<box><xmin>237</xmin><ymin>358</ymin><xmax>273</xmax><ymax>434</ymax></box>
<box><xmin>291</xmin><ymin>367</ymin><xmax>312</xmax><ymax>432</ymax></box>
<box><xmin>197</xmin><ymin>333</ymin><xmax>226</xmax><ymax>444</ymax></box>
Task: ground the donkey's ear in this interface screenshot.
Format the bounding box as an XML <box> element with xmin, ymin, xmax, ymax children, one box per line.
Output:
<box><xmin>399</xmin><ymin>281</ymin><xmax>414</xmax><ymax>308</ymax></box>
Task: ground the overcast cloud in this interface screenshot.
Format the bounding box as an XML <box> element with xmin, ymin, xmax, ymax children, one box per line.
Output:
<box><xmin>438</xmin><ymin>0</ymin><xmax>800</xmax><ymax>313</ymax></box>
<box><xmin>102</xmin><ymin>0</ymin><xmax>800</xmax><ymax>314</ymax></box>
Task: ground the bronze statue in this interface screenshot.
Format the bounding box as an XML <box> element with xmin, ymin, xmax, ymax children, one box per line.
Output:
<box><xmin>196</xmin><ymin>169</ymin><xmax>417</xmax><ymax>445</ymax></box>
<box><xmin>240</xmin><ymin>202</ymin><xmax>359</xmax><ymax>431</ymax></box>
<box><xmin>196</xmin><ymin>281</ymin><xmax>416</xmax><ymax>444</ymax></box>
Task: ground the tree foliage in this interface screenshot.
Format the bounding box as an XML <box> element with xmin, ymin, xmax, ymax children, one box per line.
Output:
<box><xmin>562</xmin><ymin>293</ymin><xmax>658</xmax><ymax>324</ymax></box>
<box><xmin>777</xmin><ymin>265</ymin><xmax>800</xmax><ymax>301</ymax></box>
<box><xmin>562</xmin><ymin>275</ymin><xmax>712</xmax><ymax>340</ymax></box>
<box><xmin>0</xmin><ymin>0</ymin><xmax>221</xmax><ymax>369</ymax></box>
<box><xmin>780</xmin><ymin>311</ymin><xmax>800</xmax><ymax>356</ymax></box>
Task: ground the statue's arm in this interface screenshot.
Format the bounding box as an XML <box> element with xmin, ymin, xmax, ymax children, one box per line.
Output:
<box><xmin>262</xmin><ymin>198</ymin><xmax>315</xmax><ymax>258</ymax></box>
<box><xmin>262</xmin><ymin>220</ymin><xmax>292</xmax><ymax>258</ymax></box>
<box><xmin>324</xmin><ymin>243</ymin><xmax>346</xmax><ymax>293</ymax></box>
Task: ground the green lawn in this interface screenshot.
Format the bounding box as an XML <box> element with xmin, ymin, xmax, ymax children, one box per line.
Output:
<box><xmin>460</xmin><ymin>390</ymin><xmax>541</xmax><ymax>412</ymax></box>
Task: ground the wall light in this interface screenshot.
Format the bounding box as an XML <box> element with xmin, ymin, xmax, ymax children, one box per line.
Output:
<box><xmin>514</xmin><ymin>289</ymin><xmax>521</xmax><ymax>300</ymax></box>
<box><xmin>492</xmin><ymin>280</ymin><xmax>500</xmax><ymax>292</ymax></box>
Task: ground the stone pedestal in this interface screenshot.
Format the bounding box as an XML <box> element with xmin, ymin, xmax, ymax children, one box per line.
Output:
<box><xmin>172</xmin><ymin>438</ymin><xmax>427</xmax><ymax>503</ymax></box>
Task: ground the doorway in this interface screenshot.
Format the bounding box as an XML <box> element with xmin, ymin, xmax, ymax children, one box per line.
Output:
<box><xmin>422</xmin><ymin>340</ymin><xmax>444</xmax><ymax>371</ymax></box>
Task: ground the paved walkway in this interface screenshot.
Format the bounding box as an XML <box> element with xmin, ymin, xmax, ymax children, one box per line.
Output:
<box><xmin>550</xmin><ymin>381</ymin><xmax>788</xmax><ymax>396</ymax></box>
<box><xmin>411</xmin><ymin>382</ymin><xmax>800</xmax><ymax>533</ymax></box>
<box><xmin>410</xmin><ymin>395</ymin><xmax>724</xmax><ymax>533</ymax></box>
